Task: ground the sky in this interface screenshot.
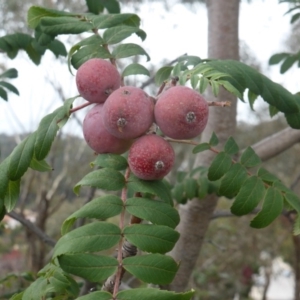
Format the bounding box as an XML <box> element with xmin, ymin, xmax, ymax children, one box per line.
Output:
<box><xmin>0</xmin><ymin>0</ymin><xmax>298</xmax><ymax>136</ymax></box>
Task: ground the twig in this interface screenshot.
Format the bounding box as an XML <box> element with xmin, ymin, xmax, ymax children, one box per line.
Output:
<box><xmin>207</xmin><ymin>101</ymin><xmax>231</xmax><ymax>107</ymax></box>
<box><xmin>139</xmin><ymin>53</ymin><xmax>187</xmax><ymax>90</ymax></box>
<box><xmin>7</xmin><ymin>211</ymin><xmax>56</xmax><ymax>247</ymax></box>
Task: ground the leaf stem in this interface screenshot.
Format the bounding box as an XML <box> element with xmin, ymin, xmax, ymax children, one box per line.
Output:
<box><xmin>69</xmin><ymin>101</ymin><xmax>92</xmax><ymax>114</ymax></box>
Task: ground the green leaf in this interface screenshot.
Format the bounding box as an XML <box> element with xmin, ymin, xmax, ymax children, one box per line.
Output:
<box><xmin>248</xmin><ymin>89</ymin><xmax>258</xmax><ymax>110</ymax></box>
<box><xmin>122</xmin><ymin>63</ymin><xmax>150</xmax><ymax>77</ymax></box>
<box><xmin>190</xmin><ymin>74</ymin><xmax>199</xmax><ymax>89</ymax></box>
<box><xmin>172</xmin><ymin>182</ymin><xmax>187</xmax><ymax>204</ymax></box>
<box><xmin>218</xmin><ymin>163</ymin><xmax>248</xmax><ymax>199</ymax></box>
<box><xmin>250</xmin><ymin>187</ymin><xmax>284</xmax><ymax>228</ymax></box>
<box><xmin>221</xmin><ymin>80</ymin><xmax>243</xmax><ymax>99</ymax></box>
<box><xmin>8</xmin><ymin>132</ymin><xmax>36</xmax><ymax>181</ymax></box>
<box><xmin>76</xmin><ymin>291</ymin><xmax>112</xmax><ymax>300</ymax></box>
<box><xmin>58</xmin><ymin>253</ymin><xmax>118</xmax><ymax>282</ymax></box>
<box><xmin>90</xmin><ymin>13</ymin><xmax>141</xmax><ymax>29</ymax></box>
<box><xmin>210</xmin><ymin>80</ymin><xmax>219</xmax><ymax>96</ymax></box>
<box><xmin>284</xmin><ymin>192</ymin><xmax>300</xmax><ymax>214</ymax></box>
<box><xmin>22</xmin><ymin>277</ymin><xmax>47</xmax><ymax>300</ymax></box>
<box><xmin>294</xmin><ymin>215</ymin><xmax>300</xmax><ymax>236</ymax></box>
<box><xmin>125</xmin><ymin>197</ymin><xmax>180</xmax><ymax>229</ymax></box>
<box><xmin>112</xmin><ymin>43</ymin><xmax>150</xmax><ymax>61</ymax></box>
<box><xmin>0</xmin><ymin>68</ymin><xmax>18</xmax><ymax>79</ymax></box>
<box><xmin>40</xmin><ymin>17</ymin><xmax>94</xmax><ymax>36</ymax></box>
<box><xmin>207</xmin><ymin>152</ymin><xmax>232</xmax><ymax>181</ymax></box>
<box><xmin>68</xmin><ymin>34</ymin><xmax>105</xmax><ymax>72</ymax></box>
<box><xmin>0</xmin><ymin>158</ymin><xmax>10</xmax><ymax>200</ymax></box>
<box><xmin>86</xmin><ymin>0</ymin><xmax>104</xmax><ymax>14</ymax></box>
<box><xmin>231</xmin><ymin>176</ymin><xmax>265</xmax><ymax>216</ymax></box>
<box><xmin>0</xmin><ymin>88</ymin><xmax>7</xmax><ymax>101</ymax></box>
<box><xmin>53</xmin><ymin>222</ymin><xmax>121</xmax><ymax>257</ymax></box>
<box><xmin>224</xmin><ymin>136</ymin><xmax>239</xmax><ymax>155</ymax></box>
<box><xmin>27</xmin><ymin>6</ymin><xmax>74</xmax><ymax>29</ymax></box>
<box><xmin>117</xmin><ymin>288</ymin><xmax>195</xmax><ymax>300</ymax></box>
<box><xmin>269</xmin><ymin>105</ymin><xmax>279</xmax><ymax>117</ymax></box>
<box><xmin>100</xmin><ymin>0</ymin><xmax>121</xmax><ymax>13</ymax></box>
<box><xmin>176</xmin><ymin>171</ymin><xmax>187</xmax><ymax>183</ymax></box>
<box><xmin>269</xmin><ymin>53</ymin><xmax>289</xmax><ymax>65</ymax></box>
<box><xmin>71</xmin><ymin>44</ymin><xmax>112</xmax><ymax>70</ymax></box>
<box><xmin>280</xmin><ymin>55</ymin><xmax>297</xmax><ymax>74</ymax></box>
<box><xmin>61</xmin><ymin>195</ymin><xmax>123</xmax><ymax>235</ymax></box>
<box><xmin>193</xmin><ymin>59</ymin><xmax>300</xmax><ymax>122</ymax></box>
<box><xmin>199</xmin><ymin>76</ymin><xmax>209</xmax><ymax>94</ymax></box>
<box><xmin>127</xmin><ymin>174</ymin><xmax>173</xmax><ymax>205</ymax></box>
<box><xmin>103</xmin><ymin>25</ymin><xmax>146</xmax><ymax>44</ymax></box>
<box><xmin>47</xmin><ymin>39</ymin><xmax>67</xmax><ymax>57</ymax></box>
<box><xmin>91</xmin><ymin>153</ymin><xmax>128</xmax><ymax>170</ymax></box>
<box><xmin>257</xmin><ymin>167</ymin><xmax>279</xmax><ymax>184</ymax></box>
<box><xmin>172</xmin><ymin>62</ymin><xmax>184</xmax><ymax>77</ymax></box>
<box><xmin>73</xmin><ymin>168</ymin><xmax>125</xmax><ymax>195</ymax></box>
<box><xmin>0</xmin><ymin>81</ymin><xmax>19</xmax><ymax>95</ymax></box>
<box><xmin>209</xmin><ymin>132</ymin><xmax>219</xmax><ymax>146</ymax></box>
<box><xmin>291</xmin><ymin>12</ymin><xmax>300</xmax><ymax>24</ymax></box>
<box><xmin>192</xmin><ymin>142</ymin><xmax>210</xmax><ymax>154</ymax></box>
<box><xmin>123</xmin><ymin>224</ymin><xmax>179</xmax><ymax>254</ymax></box>
<box><xmin>29</xmin><ymin>156</ymin><xmax>53</xmax><ymax>172</ymax></box>
<box><xmin>34</xmin><ymin>106</ymin><xmax>67</xmax><ymax>160</ymax></box>
<box><xmin>198</xmin><ymin>176</ymin><xmax>209</xmax><ymax>199</ymax></box>
<box><xmin>155</xmin><ymin>66</ymin><xmax>173</xmax><ymax>86</ymax></box>
<box><xmin>123</xmin><ymin>254</ymin><xmax>179</xmax><ymax>285</ymax></box>
<box><xmin>184</xmin><ymin>178</ymin><xmax>198</xmax><ymax>200</ymax></box>
<box><xmin>4</xmin><ymin>180</ymin><xmax>20</xmax><ymax>212</ymax></box>
<box><xmin>240</xmin><ymin>146</ymin><xmax>261</xmax><ymax>168</ymax></box>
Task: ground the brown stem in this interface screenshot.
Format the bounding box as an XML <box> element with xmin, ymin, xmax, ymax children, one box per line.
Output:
<box><xmin>207</xmin><ymin>100</ymin><xmax>231</xmax><ymax>107</ymax></box>
<box><xmin>69</xmin><ymin>101</ymin><xmax>92</xmax><ymax>114</ymax></box>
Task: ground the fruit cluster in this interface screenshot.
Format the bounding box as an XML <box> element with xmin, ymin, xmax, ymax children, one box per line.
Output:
<box><xmin>76</xmin><ymin>58</ymin><xmax>209</xmax><ymax>180</ymax></box>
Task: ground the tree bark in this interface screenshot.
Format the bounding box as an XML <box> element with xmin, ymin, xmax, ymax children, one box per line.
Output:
<box><xmin>169</xmin><ymin>0</ymin><xmax>240</xmax><ymax>292</ymax></box>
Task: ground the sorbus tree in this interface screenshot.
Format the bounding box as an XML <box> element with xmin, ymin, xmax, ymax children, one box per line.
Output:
<box><xmin>1</xmin><ymin>1</ymin><xmax>300</xmax><ymax>299</ymax></box>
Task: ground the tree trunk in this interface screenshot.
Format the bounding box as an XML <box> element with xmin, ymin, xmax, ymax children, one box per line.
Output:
<box><xmin>169</xmin><ymin>0</ymin><xmax>239</xmax><ymax>292</ymax></box>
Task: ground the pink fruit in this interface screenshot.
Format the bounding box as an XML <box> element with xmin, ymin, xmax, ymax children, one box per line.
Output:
<box><xmin>76</xmin><ymin>58</ymin><xmax>121</xmax><ymax>103</ymax></box>
<box><xmin>154</xmin><ymin>86</ymin><xmax>209</xmax><ymax>139</ymax></box>
<box><xmin>83</xmin><ymin>104</ymin><xmax>132</xmax><ymax>154</ymax></box>
<box><xmin>128</xmin><ymin>134</ymin><xmax>175</xmax><ymax>180</ymax></box>
<box><xmin>102</xmin><ymin>86</ymin><xmax>154</xmax><ymax>139</ymax></box>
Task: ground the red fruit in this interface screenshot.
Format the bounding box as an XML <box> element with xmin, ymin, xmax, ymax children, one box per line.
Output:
<box><xmin>128</xmin><ymin>134</ymin><xmax>175</xmax><ymax>180</ymax></box>
<box><xmin>102</xmin><ymin>86</ymin><xmax>154</xmax><ymax>139</ymax></box>
<box><xmin>83</xmin><ymin>104</ymin><xmax>132</xmax><ymax>154</ymax></box>
<box><xmin>154</xmin><ymin>86</ymin><xmax>209</xmax><ymax>139</ymax></box>
<box><xmin>76</xmin><ymin>58</ymin><xmax>121</xmax><ymax>103</ymax></box>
